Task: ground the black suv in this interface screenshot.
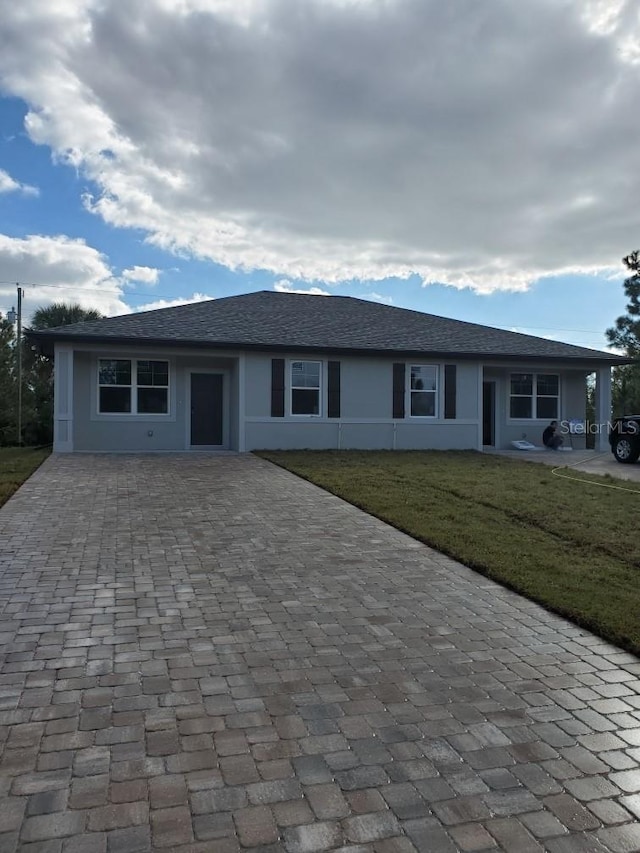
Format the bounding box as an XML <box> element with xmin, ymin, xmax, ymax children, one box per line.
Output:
<box><xmin>609</xmin><ymin>416</ymin><xmax>640</xmax><ymax>464</ymax></box>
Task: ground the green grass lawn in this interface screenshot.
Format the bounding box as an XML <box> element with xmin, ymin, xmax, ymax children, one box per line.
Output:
<box><xmin>257</xmin><ymin>450</ymin><xmax>640</xmax><ymax>655</ymax></box>
<box><xmin>0</xmin><ymin>447</ymin><xmax>50</xmax><ymax>509</ymax></box>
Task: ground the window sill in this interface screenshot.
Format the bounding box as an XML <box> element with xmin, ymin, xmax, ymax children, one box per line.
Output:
<box><xmin>507</xmin><ymin>418</ymin><xmax>558</xmax><ymax>423</ymax></box>
<box><xmin>91</xmin><ymin>412</ymin><xmax>176</xmax><ymax>423</ymax></box>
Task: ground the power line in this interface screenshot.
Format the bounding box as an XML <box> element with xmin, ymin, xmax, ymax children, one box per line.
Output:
<box><xmin>0</xmin><ymin>280</ymin><xmax>214</xmax><ymax>300</ymax></box>
<box><xmin>0</xmin><ymin>280</ymin><xmax>142</xmax><ymax>296</ymax></box>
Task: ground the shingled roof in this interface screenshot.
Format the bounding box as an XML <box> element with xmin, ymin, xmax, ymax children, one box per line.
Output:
<box><xmin>29</xmin><ymin>290</ymin><xmax>627</xmax><ymax>364</ymax></box>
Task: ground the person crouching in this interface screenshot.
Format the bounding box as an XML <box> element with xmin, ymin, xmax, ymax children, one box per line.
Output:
<box><xmin>543</xmin><ymin>420</ymin><xmax>563</xmax><ymax>450</ymax></box>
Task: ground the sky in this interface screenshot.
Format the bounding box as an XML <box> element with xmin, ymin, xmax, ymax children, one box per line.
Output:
<box><xmin>0</xmin><ymin>0</ymin><xmax>639</xmax><ymax>352</ymax></box>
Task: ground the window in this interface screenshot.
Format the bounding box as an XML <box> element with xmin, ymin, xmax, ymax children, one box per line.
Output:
<box><xmin>510</xmin><ymin>373</ymin><xmax>558</xmax><ymax>419</ymax></box>
<box><xmin>510</xmin><ymin>373</ymin><xmax>533</xmax><ymax>418</ymax></box>
<box><xmin>98</xmin><ymin>359</ymin><xmax>169</xmax><ymax>414</ymax></box>
<box><xmin>291</xmin><ymin>361</ymin><xmax>321</xmax><ymax>415</ymax></box>
<box><xmin>98</xmin><ymin>360</ymin><xmax>132</xmax><ymax>413</ymax></box>
<box><xmin>137</xmin><ymin>360</ymin><xmax>169</xmax><ymax>414</ymax></box>
<box><xmin>410</xmin><ymin>365</ymin><xmax>437</xmax><ymax>417</ymax></box>
<box><xmin>536</xmin><ymin>374</ymin><xmax>559</xmax><ymax>419</ymax></box>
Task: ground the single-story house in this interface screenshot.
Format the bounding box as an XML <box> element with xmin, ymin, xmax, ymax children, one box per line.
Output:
<box><xmin>30</xmin><ymin>290</ymin><xmax>629</xmax><ymax>454</ymax></box>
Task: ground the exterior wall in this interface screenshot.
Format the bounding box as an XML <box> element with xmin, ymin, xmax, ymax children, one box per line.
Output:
<box><xmin>244</xmin><ymin>354</ymin><xmax>397</xmax><ymax>420</ymax></box>
<box><xmin>228</xmin><ymin>360</ymin><xmax>240</xmax><ymax>452</ymax></box>
<box><xmin>456</xmin><ymin>363</ymin><xmax>482</xmax><ymax>420</ymax></box>
<box><xmin>245</xmin><ymin>420</ymin><xmax>479</xmax><ymax>451</ymax></box>
<box><xmin>72</xmin><ymin>348</ymin><xmax>238</xmax><ymax>452</ymax></box>
<box><xmin>485</xmin><ymin>365</ymin><xmax>588</xmax><ymax>450</ymax></box>
<box><xmin>244</xmin><ymin>354</ymin><xmax>272</xmax><ymax>418</ymax></box>
<box><xmin>340</xmin><ymin>359</ymin><xmax>394</xmax><ymax>418</ymax></box>
<box><xmin>62</xmin><ymin>341</ymin><xmax>596</xmax><ymax>454</ymax></box>
<box><xmin>246</xmin><ymin>421</ymin><xmax>339</xmax><ymax>450</ymax></box>
<box><xmin>243</xmin><ymin>353</ymin><xmax>480</xmax><ymax>451</ymax></box>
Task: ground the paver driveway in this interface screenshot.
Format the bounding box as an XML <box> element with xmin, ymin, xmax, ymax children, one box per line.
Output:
<box><xmin>0</xmin><ymin>454</ymin><xmax>639</xmax><ymax>853</ymax></box>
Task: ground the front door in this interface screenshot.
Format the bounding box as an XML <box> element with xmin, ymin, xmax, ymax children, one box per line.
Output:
<box><xmin>190</xmin><ymin>373</ymin><xmax>224</xmax><ymax>446</ymax></box>
<box><xmin>482</xmin><ymin>381</ymin><xmax>495</xmax><ymax>446</ymax></box>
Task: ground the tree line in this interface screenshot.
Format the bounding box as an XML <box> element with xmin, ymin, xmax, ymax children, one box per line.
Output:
<box><xmin>1</xmin><ymin>261</ymin><xmax>640</xmax><ymax>447</ymax></box>
<box><xmin>0</xmin><ymin>303</ymin><xmax>101</xmax><ymax>446</ymax></box>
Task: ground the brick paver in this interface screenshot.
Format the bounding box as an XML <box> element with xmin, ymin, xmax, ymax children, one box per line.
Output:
<box><xmin>0</xmin><ymin>452</ymin><xmax>639</xmax><ymax>851</ymax></box>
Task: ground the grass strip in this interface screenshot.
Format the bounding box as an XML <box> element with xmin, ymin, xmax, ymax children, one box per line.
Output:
<box><xmin>0</xmin><ymin>447</ymin><xmax>51</xmax><ymax>509</ymax></box>
<box><xmin>257</xmin><ymin>450</ymin><xmax>640</xmax><ymax>655</ymax></box>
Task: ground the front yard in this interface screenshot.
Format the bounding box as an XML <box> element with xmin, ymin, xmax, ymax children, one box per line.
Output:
<box><xmin>258</xmin><ymin>450</ymin><xmax>640</xmax><ymax>655</ymax></box>
<box><xmin>0</xmin><ymin>447</ymin><xmax>50</xmax><ymax>509</ymax></box>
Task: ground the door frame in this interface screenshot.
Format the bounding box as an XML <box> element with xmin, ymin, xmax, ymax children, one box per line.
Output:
<box><xmin>482</xmin><ymin>380</ymin><xmax>497</xmax><ymax>447</ymax></box>
<box><xmin>185</xmin><ymin>368</ymin><xmax>229</xmax><ymax>450</ymax></box>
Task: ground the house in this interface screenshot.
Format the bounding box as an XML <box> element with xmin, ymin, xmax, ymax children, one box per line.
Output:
<box><xmin>29</xmin><ymin>290</ymin><xmax>628</xmax><ymax>454</ymax></box>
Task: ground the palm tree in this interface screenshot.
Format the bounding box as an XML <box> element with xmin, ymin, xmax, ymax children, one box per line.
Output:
<box><xmin>29</xmin><ymin>302</ymin><xmax>103</xmax><ymax>331</ymax></box>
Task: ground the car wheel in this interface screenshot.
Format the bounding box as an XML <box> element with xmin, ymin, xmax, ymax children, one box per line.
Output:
<box><xmin>613</xmin><ymin>437</ymin><xmax>640</xmax><ymax>464</ymax></box>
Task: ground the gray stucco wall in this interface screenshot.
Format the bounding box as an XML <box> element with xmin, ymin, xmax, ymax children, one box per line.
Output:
<box><xmin>244</xmin><ymin>355</ymin><xmax>272</xmax><ymax>419</ymax></box>
<box><xmin>73</xmin><ymin>350</ymin><xmax>238</xmax><ymax>452</ymax></box>
<box><xmin>455</xmin><ymin>363</ymin><xmax>481</xmax><ymax>420</ymax></box>
<box><xmin>66</xmin><ymin>344</ymin><xmax>591</xmax><ymax>454</ymax></box>
<box><xmin>244</xmin><ymin>354</ymin><xmax>479</xmax><ymax>421</ymax></box>
<box><xmin>340</xmin><ymin>358</ymin><xmax>394</xmax><ymax>418</ymax></box>
<box><xmin>243</xmin><ymin>354</ymin><xmax>397</xmax><ymax>420</ymax></box>
<box><xmin>242</xmin><ymin>354</ymin><xmax>480</xmax><ymax>451</ymax></box>
<box><xmin>244</xmin><ymin>421</ymin><xmax>479</xmax><ymax>451</ymax></box>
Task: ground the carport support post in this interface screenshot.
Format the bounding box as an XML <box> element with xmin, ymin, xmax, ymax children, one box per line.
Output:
<box><xmin>53</xmin><ymin>344</ymin><xmax>74</xmax><ymax>452</ymax></box>
<box><xmin>594</xmin><ymin>365</ymin><xmax>612</xmax><ymax>452</ymax></box>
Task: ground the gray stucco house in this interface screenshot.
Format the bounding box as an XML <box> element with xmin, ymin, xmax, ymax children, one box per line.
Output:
<box><xmin>31</xmin><ymin>290</ymin><xmax>626</xmax><ymax>454</ymax></box>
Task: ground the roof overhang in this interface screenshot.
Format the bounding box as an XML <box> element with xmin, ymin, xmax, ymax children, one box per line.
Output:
<box><xmin>26</xmin><ymin>330</ymin><xmax>635</xmax><ymax>367</ymax></box>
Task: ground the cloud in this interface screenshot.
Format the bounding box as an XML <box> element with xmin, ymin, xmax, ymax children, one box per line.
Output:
<box><xmin>1</xmin><ymin>0</ymin><xmax>640</xmax><ymax>292</ymax></box>
<box><xmin>135</xmin><ymin>292</ymin><xmax>213</xmax><ymax>312</ymax></box>
<box><xmin>122</xmin><ymin>265</ymin><xmax>160</xmax><ymax>285</ymax></box>
<box><xmin>0</xmin><ymin>168</ymin><xmax>39</xmax><ymax>197</ymax></box>
<box><xmin>0</xmin><ymin>234</ymin><xmax>129</xmax><ymax>319</ymax></box>
<box><xmin>0</xmin><ymin>233</ymin><xmax>219</xmax><ymax>321</ymax></box>
<box><xmin>365</xmin><ymin>292</ymin><xmax>394</xmax><ymax>305</ymax></box>
<box><xmin>274</xmin><ymin>280</ymin><xmax>330</xmax><ymax>296</ymax></box>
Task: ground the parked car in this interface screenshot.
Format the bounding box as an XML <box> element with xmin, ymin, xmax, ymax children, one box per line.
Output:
<box><xmin>609</xmin><ymin>416</ymin><xmax>640</xmax><ymax>463</ymax></box>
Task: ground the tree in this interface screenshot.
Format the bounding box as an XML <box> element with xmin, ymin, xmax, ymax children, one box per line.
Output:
<box><xmin>611</xmin><ymin>364</ymin><xmax>640</xmax><ymax>417</ymax></box>
<box><xmin>30</xmin><ymin>302</ymin><xmax>102</xmax><ymax>331</ymax></box>
<box><xmin>22</xmin><ymin>302</ymin><xmax>103</xmax><ymax>445</ymax></box>
<box><xmin>0</xmin><ymin>313</ymin><xmax>17</xmax><ymax>446</ymax></box>
<box><xmin>607</xmin><ymin>252</ymin><xmax>640</xmax><ymax>415</ymax></box>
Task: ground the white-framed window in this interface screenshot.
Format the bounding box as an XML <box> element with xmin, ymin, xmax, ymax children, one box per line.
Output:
<box><xmin>98</xmin><ymin>359</ymin><xmax>169</xmax><ymax>415</ymax></box>
<box><xmin>409</xmin><ymin>364</ymin><xmax>438</xmax><ymax>417</ymax></box>
<box><xmin>510</xmin><ymin>373</ymin><xmax>559</xmax><ymax>419</ymax></box>
<box><xmin>290</xmin><ymin>360</ymin><xmax>321</xmax><ymax>415</ymax></box>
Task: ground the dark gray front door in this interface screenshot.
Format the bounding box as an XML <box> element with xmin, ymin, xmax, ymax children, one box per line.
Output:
<box><xmin>190</xmin><ymin>373</ymin><xmax>223</xmax><ymax>446</ymax></box>
<box><xmin>482</xmin><ymin>381</ymin><xmax>495</xmax><ymax>446</ymax></box>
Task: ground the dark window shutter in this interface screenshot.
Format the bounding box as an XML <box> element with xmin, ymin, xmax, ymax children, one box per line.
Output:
<box><xmin>327</xmin><ymin>361</ymin><xmax>341</xmax><ymax>418</ymax></box>
<box><xmin>393</xmin><ymin>363</ymin><xmax>405</xmax><ymax>419</ymax></box>
<box><xmin>271</xmin><ymin>359</ymin><xmax>285</xmax><ymax>417</ymax></box>
<box><xmin>444</xmin><ymin>364</ymin><xmax>457</xmax><ymax>419</ymax></box>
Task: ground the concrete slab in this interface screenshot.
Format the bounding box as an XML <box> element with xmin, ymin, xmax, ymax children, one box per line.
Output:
<box><xmin>486</xmin><ymin>448</ymin><xmax>640</xmax><ymax>483</ymax></box>
<box><xmin>0</xmin><ymin>452</ymin><xmax>638</xmax><ymax>851</ymax></box>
